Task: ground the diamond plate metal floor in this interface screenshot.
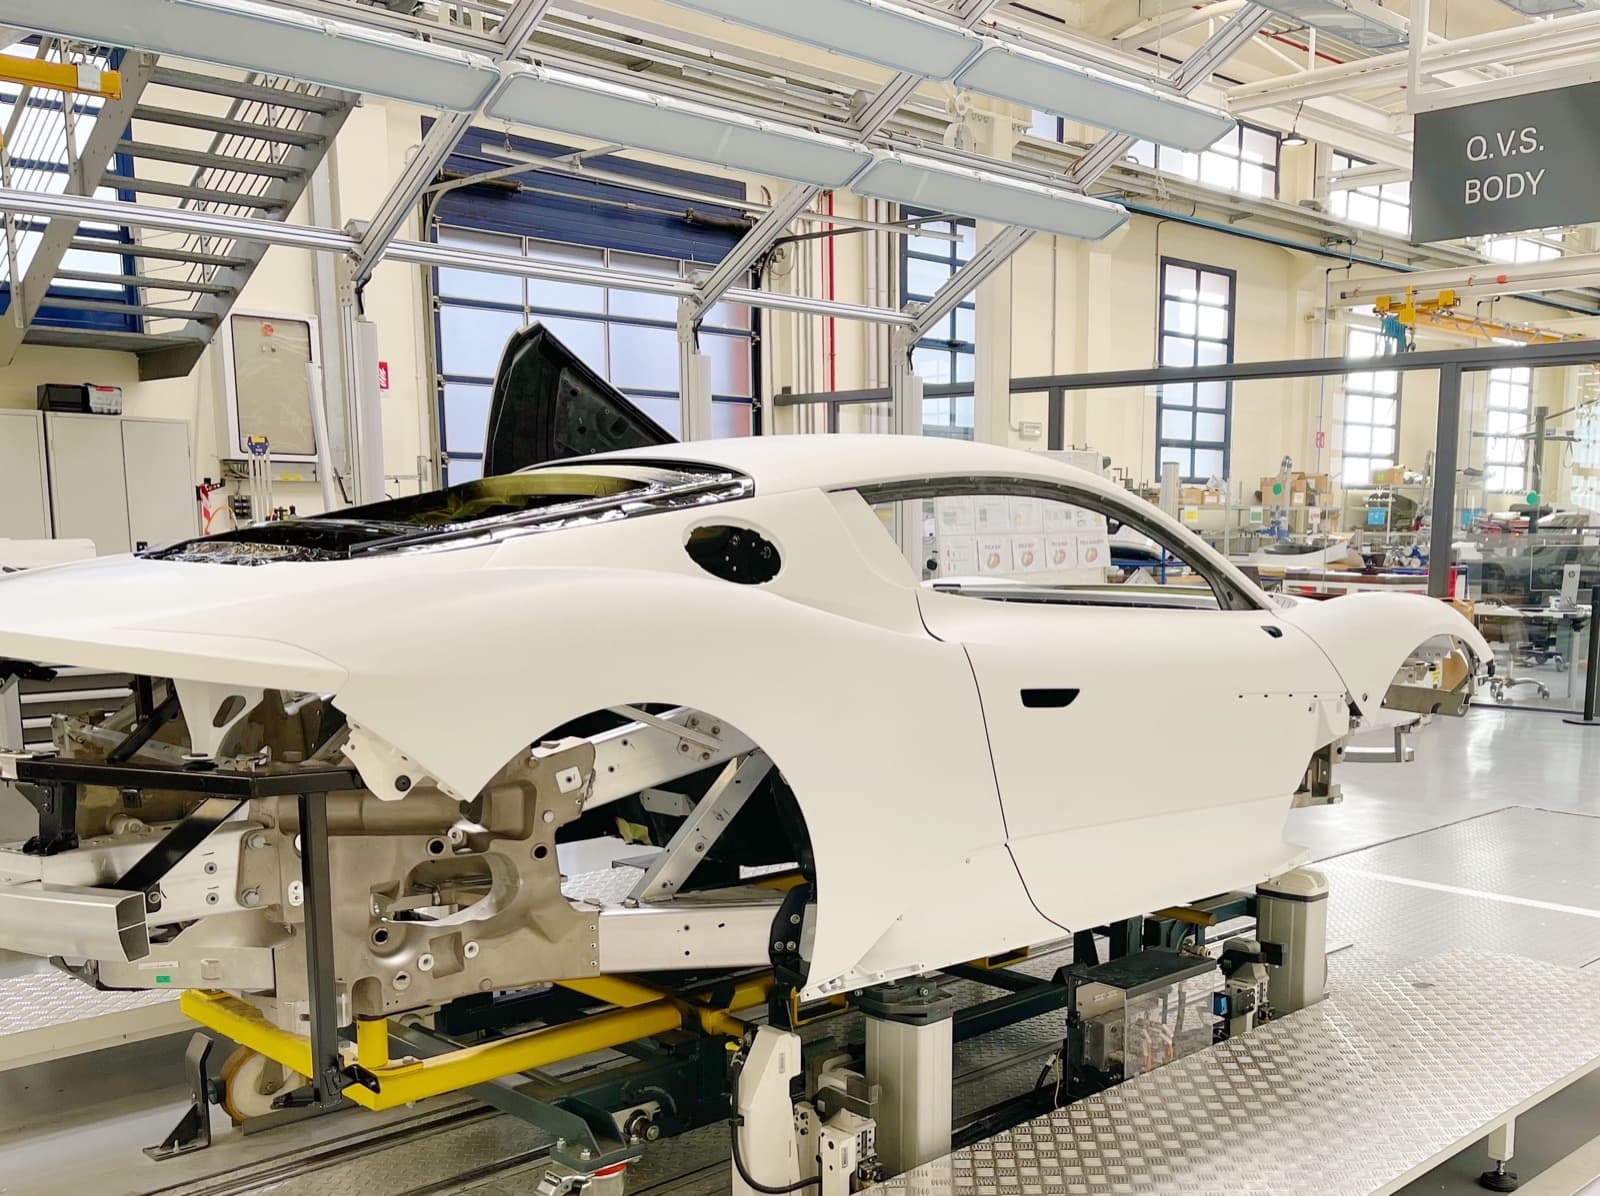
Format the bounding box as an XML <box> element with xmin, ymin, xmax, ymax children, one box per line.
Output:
<box><xmin>0</xmin><ymin>969</ymin><xmax>185</xmax><ymax>1071</ymax></box>
<box><xmin>869</xmin><ymin>952</ymin><xmax>1600</xmax><ymax>1196</ymax></box>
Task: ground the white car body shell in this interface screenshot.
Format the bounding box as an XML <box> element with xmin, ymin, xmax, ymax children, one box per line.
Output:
<box><xmin>0</xmin><ymin>435</ymin><xmax>1489</xmax><ymax>997</ymax></box>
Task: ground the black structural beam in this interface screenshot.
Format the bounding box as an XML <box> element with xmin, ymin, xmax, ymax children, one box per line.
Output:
<box><xmin>771</xmin><ymin>338</ymin><xmax>1600</xmax><ymax>407</ymax></box>
<box><xmin>11</xmin><ymin>756</ymin><xmax>364</xmax><ymax>797</ymax></box>
<box><xmin>1431</xmin><ymin>365</ymin><xmax>1464</xmax><ymax>600</ymax></box>
<box><xmin>1006</xmin><ymin>337</ymin><xmax>1600</xmax><ymax>392</ymax></box>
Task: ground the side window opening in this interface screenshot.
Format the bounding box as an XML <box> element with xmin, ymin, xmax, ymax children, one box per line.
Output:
<box><xmin>853</xmin><ymin>480</ymin><xmax>1263</xmax><ymax>614</ymax></box>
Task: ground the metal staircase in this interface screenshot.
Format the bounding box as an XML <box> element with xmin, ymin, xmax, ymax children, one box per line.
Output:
<box><xmin>0</xmin><ymin>38</ymin><xmax>355</xmax><ymax>380</ymax></box>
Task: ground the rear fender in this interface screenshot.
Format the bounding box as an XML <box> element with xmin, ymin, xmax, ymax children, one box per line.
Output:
<box><xmin>1275</xmin><ymin>592</ymin><xmax>1491</xmax><ymax>721</ymax></box>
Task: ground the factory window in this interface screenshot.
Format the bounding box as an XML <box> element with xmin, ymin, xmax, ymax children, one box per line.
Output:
<box><xmin>1128</xmin><ymin>123</ymin><xmax>1280</xmax><ymax>199</ymax></box>
<box><xmin>901</xmin><ymin>208</ymin><xmax>977</xmax><ymax>439</ymax></box>
<box><xmin>429</xmin><ymin>128</ymin><xmax>756</xmax><ymax>486</ymax></box>
<box><xmin>1329</xmin><ymin>151</ymin><xmax>1410</xmax><ymax>236</ymax></box>
<box><xmin>1156</xmin><ymin>259</ymin><xmax>1233</xmax><ymax>483</ymax></box>
<box><xmin>435</xmin><ymin>234</ymin><xmax>754</xmax><ymax>484</ymax></box>
<box><xmin>1484</xmin><ymin>234</ymin><xmax>1562</xmax><ymax>264</ymax></box>
<box><xmin>1484</xmin><ymin>366</ymin><xmax>1533</xmax><ymax>494</ymax></box>
<box><xmin>1339</xmin><ymin>327</ymin><xmax>1400</xmax><ymax>486</ymax></box>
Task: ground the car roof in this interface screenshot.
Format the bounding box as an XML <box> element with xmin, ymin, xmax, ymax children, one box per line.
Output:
<box><xmin>556</xmin><ymin>433</ymin><xmax>1126</xmax><ymax>501</ymax></box>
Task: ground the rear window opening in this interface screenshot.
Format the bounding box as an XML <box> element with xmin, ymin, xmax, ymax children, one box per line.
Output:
<box><xmin>146</xmin><ymin>464</ymin><xmax>750</xmax><ymax>564</ymax></box>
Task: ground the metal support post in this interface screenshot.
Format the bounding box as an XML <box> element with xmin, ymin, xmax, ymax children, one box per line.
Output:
<box><xmin>308</xmin><ymin>160</ymin><xmax>353</xmax><ymax>498</ymax></box>
<box><xmin>1563</xmin><ymin>585</ymin><xmax>1600</xmax><ymax>727</ymax></box>
<box><xmin>890</xmin><ymin>327</ymin><xmax>925</xmax><ymax>567</ymax></box>
<box><xmin>1481</xmin><ymin>1118</ymin><xmax>1519</xmax><ymax>1192</ymax></box>
<box><xmin>0</xmin><ymin>676</ymin><xmax>19</xmax><ymax>752</ymax></box>
<box><xmin>1256</xmin><ymin>868</ymin><xmax>1329</xmax><ymax>1014</ymax></box>
<box><xmin>1529</xmin><ymin>405</ymin><xmax>1548</xmax><ymax>534</ymax></box>
<box><xmin>859</xmin><ymin>981</ymin><xmax>954</xmax><ymax>1175</ymax></box>
<box><xmin>299</xmin><ymin>791</ymin><xmax>348</xmax><ymax>1104</ymax></box>
<box><xmin>677</xmin><ymin>298</ymin><xmax>714</xmax><ymax>442</ymax></box>
<box><xmin>1429</xmin><ymin>365</ymin><xmax>1464</xmax><ymax>598</ymax></box>
<box><xmin>345</xmin><ymin>301</ymin><xmax>386</xmax><ymax>503</ymax></box>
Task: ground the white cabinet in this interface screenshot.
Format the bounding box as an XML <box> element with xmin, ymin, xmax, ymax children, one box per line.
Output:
<box><xmin>121</xmin><ymin>419</ymin><xmax>199</xmax><ymax>550</ymax></box>
<box><xmin>46</xmin><ymin>413</ymin><xmax>134</xmax><ymax>555</ymax></box>
<box><xmin>41</xmin><ymin>413</ymin><xmax>197</xmax><ymax>555</ymax></box>
<box><xmin>0</xmin><ymin>411</ymin><xmax>50</xmax><ymax>540</ymax></box>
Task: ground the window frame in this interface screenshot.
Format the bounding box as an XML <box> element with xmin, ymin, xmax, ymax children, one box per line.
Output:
<box><xmin>1483</xmin><ymin>366</ymin><xmax>1533</xmax><ymax>495</ymax></box>
<box><xmin>1155</xmin><ymin>256</ymin><xmax>1236</xmax><ymax>484</ymax></box>
<box><xmin>850</xmin><ymin>476</ymin><xmax>1268</xmax><ymax>614</ymax></box>
<box><xmin>1129</xmin><ymin>122</ymin><xmax>1282</xmax><ymax>199</ymax></box>
<box><xmin>899</xmin><ymin>206</ymin><xmax>977</xmax><ymax>438</ymax></box>
<box><xmin>431</xmin><ymin>228</ymin><xmax>756</xmax><ymax>485</ymax></box>
<box><xmin>1339</xmin><ymin>326</ymin><xmax>1401</xmax><ymax>487</ymax></box>
<box><xmin>1328</xmin><ymin>150</ymin><xmax>1411</xmax><ymax>236</ymax></box>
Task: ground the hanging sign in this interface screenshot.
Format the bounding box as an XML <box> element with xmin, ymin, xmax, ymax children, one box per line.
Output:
<box><xmin>1410</xmin><ymin>81</ymin><xmax>1600</xmax><ymax>243</ymax></box>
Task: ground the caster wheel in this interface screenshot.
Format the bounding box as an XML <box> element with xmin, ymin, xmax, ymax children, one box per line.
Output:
<box><xmin>1479</xmin><ymin>1167</ymin><xmax>1519</xmax><ymax>1192</ymax></box>
<box><xmin>220</xmin><ymin>1046</ymin><xmax>304</xmax><ymax>1123</ymax></box>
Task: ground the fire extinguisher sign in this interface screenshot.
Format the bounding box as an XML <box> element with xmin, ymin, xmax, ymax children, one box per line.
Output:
<box><xmin>377</xmin><ymin>361</ymin><xmax>390</xmax><ymax>391</ymax></box>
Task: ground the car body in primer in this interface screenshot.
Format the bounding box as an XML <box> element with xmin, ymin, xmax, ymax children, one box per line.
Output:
<box><xmin>0</xmin><ymin>324</ymin><xmax>1489</xmax><ymax>1022</ymax></box>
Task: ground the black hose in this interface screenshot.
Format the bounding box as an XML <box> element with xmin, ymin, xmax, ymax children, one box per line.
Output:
<box><xmin>728</xmin><ymin>1118</ymin><xmax>820</xmax><ymax>1194</ymax></box>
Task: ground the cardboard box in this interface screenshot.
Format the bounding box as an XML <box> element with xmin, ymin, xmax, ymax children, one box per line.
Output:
<box><xmin>1372</xmin><ymin>465</ymin><xmax>1407</xmax><ymax>485</ymax></box>
<box><xmin>1202</xmin><ymin>488</ymin><xmax>1223</xmax><ymax>505</ymax></box>
<box><xmin>1181</xmin><ymin>484</ymin><xmax>1207</xmax><ymax>506</ymax></box>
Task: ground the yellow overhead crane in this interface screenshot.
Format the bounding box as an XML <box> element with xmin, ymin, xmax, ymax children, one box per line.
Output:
<box><xmin>1373</xmin><ymin>285</ymin><xmax>1574</xmax><ymax>346</ymax></box>
<box><xmin>0</xmin><ymin>55</ymin><xmax>121</xmax><ymax>102</ymax></box>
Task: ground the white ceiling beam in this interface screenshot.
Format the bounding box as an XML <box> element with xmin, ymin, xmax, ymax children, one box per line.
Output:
<box><xmin>1112</xmin><ymin>0</ymin><xmax>1246</xmax><ymax>49</ymax></box>
<box><xmin>1333</xmin><ymin>255</ymin><xmax>1600</xmax><ymax>309</ymax></box>
<box><xmin>1229</xmin><ymin>8</ymin><xmax>1600</xmax><ymax>110</ymax></box>
<box><xmin>1409</xmin><ymin>58</ymin><xmax>1600</xmax><ymax>113</ymax></box>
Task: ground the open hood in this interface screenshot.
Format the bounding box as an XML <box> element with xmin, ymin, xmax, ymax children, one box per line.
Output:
<box><xmin>483</xmin><ymin>322</ymin><xmax>676</xmax><ymax>475</ymax></box>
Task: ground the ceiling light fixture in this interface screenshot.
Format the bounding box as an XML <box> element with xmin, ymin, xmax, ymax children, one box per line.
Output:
<box><xmin>955</xmin><ymin>41</ymin><xmax>1236</xmax><ymax>152</ymax></box>
<box><xmin>852</xmin><ymin>152</ymin><xmax>1129</xmax><ymax>241</ymax></box>
<box><xmin>487</xmin><ymin>66</ymin><xmax>875</xmax><ymax>188</ymax></box>
<box><xmin>1251</xmin><ymin>0</ymin><xmax>1409</xmax><ymax>51</ymax></box>
<box><xmin>1281</xmin><ymin>103</ymin><xmax>1309</xmax><ymax>147</ymax></box>
<box><xmin>658</xmin><ymin>0</ymin><xmax>984</xmax><ymax>81</ymax></box>
<box><xmin>0</xmin><ymin>0</ymin><xmax>502</xmax><ymax>110</ymax></box>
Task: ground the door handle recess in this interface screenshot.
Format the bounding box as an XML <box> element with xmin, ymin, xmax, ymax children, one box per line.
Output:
<box><xmin>1021</xmin><ymin>688</ymin><xmax>1079</xmax><ymax>708</ymax></box>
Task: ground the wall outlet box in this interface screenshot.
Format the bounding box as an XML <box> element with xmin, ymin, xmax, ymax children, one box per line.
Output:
<box><xmin>1018</xmin><ymin>421</ymin><xmax>1043</xmax><ymax>440</ymax></box>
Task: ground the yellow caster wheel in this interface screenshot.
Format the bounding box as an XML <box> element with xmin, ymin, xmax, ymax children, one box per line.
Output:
<box><xmin>220</xmin><ymin>1046</ymin><xmax>305</xmax><ymax>1123</ymax></box>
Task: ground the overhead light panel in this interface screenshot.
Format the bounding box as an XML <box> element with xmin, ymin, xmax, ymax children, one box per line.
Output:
<box><xmin>487</xmin><ymin>66</ymin><xmax>874</xmax><ymax>188</ymax></box>
<box><xmin>853</xmin><ymin>152</ymin><xmax>1128</xmax><ymax>241</ymax></box>
<box><xmin>1252</xmin><ymin>0</ymin><xmax>1409</xmax><ymax>51</ymax></box>
<box><xmin>1494</xmin><ymin>0</ymin><xmax>1594</xmax><ymax>14</ymax></box>
<box><xmin>0</xmin><ymin>0</ymin><xmax>502</xmax><ymax>110</ymax></box>
<box><xmin>657</xmin><ymin>0</ymin><xmax>983</xmax><ymax>81</ymax></box>
<box><xmin>956</xmin><ymin>42</ymin><xmax>1235</xmax><ymax>152</ymax></box>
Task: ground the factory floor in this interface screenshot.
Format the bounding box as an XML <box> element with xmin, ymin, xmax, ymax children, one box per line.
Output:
<box><xmin>0</xmin><ymin>708</ymin><xmax>1596</xmax><ymax>1196</ymax></box>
